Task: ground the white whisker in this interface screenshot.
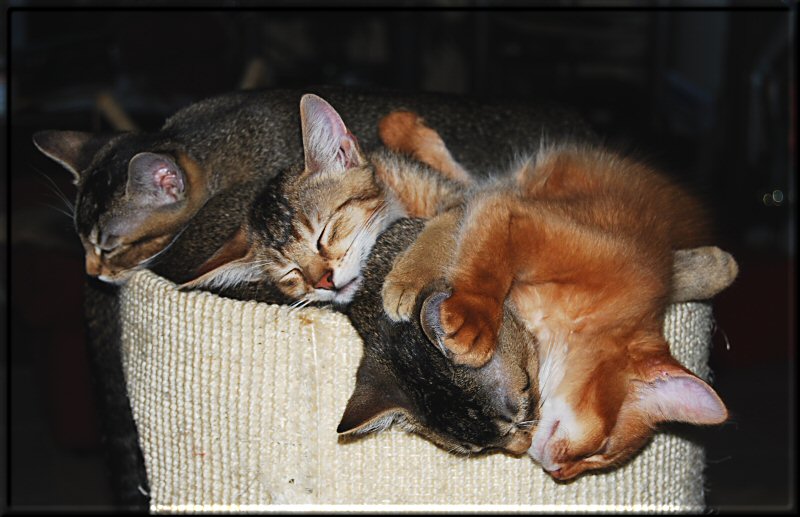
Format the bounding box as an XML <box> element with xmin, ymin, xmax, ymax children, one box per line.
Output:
<box><xmin>39</xmin><ymin>202</ymin><xmax>75</xmax><ymax>220</ymax></box>
<box><xmin>536</xmin><ymin>333</ymin><xmax>567</xmax><ymax>410</ymax></box>
<box><xmin>290</xmin><ymin>298</ymin><xmax>313</xmax><ymax>312</ymax></box>
<box><xmin>35</xmin><ymin>170</ymin><xmax>76</xmax><ymax>217</ymax></box>
<box><xmin>343</xmin><ymin>200</ymin><xmax>388</xmax><ymax>257</ymax></box>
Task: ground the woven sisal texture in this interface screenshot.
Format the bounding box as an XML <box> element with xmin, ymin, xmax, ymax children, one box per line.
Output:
<box><xmin>120</xmin><ymin>269</ymin><xmax>714</xmax><ymax>513</ymax></box>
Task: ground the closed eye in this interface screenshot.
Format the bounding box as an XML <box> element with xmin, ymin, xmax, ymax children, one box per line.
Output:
<box><xmin>316</xmin><ymin>226</ymin><xmax>325</xmax><ymax>252</ymax></box>
<box><xmin>100</xmin><ymin>243</ymin><xmax>127</xmax><ymax>258</ymax></box>
<box><xmin>594</xmin><ymin>440</ymin><xmax>608</xmax><ymax>456</ymax></box>
<box><xmin>521</xmin><ymin>372</ymin><xmax>532</xmax><ymax>392</ymax></box>
<box><xmin>316</xmin><ymin>217</ymin><xmax>335</xmax><ymax>253</ymax></box>
<box><xmin>317</xmin><ymin>217</ymin><xmax>344</xmax><ymax>253</ymax></box>
<box><xmin>578</xmin><ymin>440</ymin><xmax>609</xmax><ymax>461</ymax></box>
<box><xmin>279</xmin><ymin>268</ymin><xmax>303</xmax><ymax>284</ymax></box>
<box><xmin>91</xmin><ymin>240</ymin><xmax>118</xmax><ymax>256</ymax></box>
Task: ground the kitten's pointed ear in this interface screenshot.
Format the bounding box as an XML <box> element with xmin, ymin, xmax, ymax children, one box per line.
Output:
<box><xmin>179</xmin><ymin>227</ymin><xmax>258</xmax><ymax>290</ymax></box>
<box><xmin>634</xmin><ymin>359</ymin><xmax>728</xmax><ymax>425</ymax></box>
<box><xmin>127</xmin><ymin>152</ymin><xmax>187</xmax><ymax>207</ymax></box>
<box><xmin>299</xmin><ymin>93</ymin><xmax>365</xmax><ymax>174</ymax></box>
<box><xmin>32</xmin><ymin>130</ymin><xmax>115</xmax><ymax>183</ymax></box>
<box><xmin>337</xmin><ymin>360</ymin><xmax>412</xmax><ymax>435</ymax></box>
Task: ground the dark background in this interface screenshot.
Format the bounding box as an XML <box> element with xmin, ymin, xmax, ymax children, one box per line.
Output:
<box><xmin>4</xmin><ymin>4</ymin><xmax>796</xmax><ymax>513</ymax></box>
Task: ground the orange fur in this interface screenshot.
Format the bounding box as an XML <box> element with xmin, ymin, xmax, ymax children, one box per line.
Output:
<box><xmin>379</xmin><ymin>110</ymin><xmax>471</xmax><ymax>184</ymax></box>
<box><xmin>372</xmin><ymin>154</ymin><xmax>463</xmax><ymax>218</ymax></box>
<box><xmin>419</xmin><ymin>144</ymin><xmax>726</xmax><ymax>480</ymax></box>
<box><xmin>444</xmin><ymin>148</ymin><xmax>708</xmax><ymax>367</ymax></box>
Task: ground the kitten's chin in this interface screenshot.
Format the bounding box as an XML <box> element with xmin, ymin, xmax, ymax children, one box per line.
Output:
<box><xmin>331</xmin><ymin>275</ymin><xmax>363</xmax><ymax>305</ymax></box>
<box><xmin>96</xmin><ymin>269</ymin><xmax>136</xmax><ymax>285</ymax></box>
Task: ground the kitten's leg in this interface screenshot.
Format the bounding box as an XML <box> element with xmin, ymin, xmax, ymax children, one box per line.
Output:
<box><xmin>382</xmin><ymin>207</ymin><xmax>463</xmax><ymax>321</ymax></box>
<box><xmin>434</xmin><ymin>193</ymin><xmax>525</xmax><ymax>367</ymax></box>
<box><xmin>670</xmin><ymin>246</ymin><xmax>739</xmax><ymax>302</ymax></box>
<box><xmin>379</xmin><ymin>110</ymin><xmax>472</xmax><ymax>184</ymax></box>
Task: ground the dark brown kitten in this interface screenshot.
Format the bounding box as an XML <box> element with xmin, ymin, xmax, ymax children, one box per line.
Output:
<box><xmin>338</xmin><ymin>218</ymin><xmax>539</xmax><ymax>456</ymax></box>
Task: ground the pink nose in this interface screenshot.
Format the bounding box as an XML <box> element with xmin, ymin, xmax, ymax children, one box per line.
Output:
<box><xmin>315</xmin><ymin>270</ymin><xmax>335</xmax><ymax>290</ymax></box>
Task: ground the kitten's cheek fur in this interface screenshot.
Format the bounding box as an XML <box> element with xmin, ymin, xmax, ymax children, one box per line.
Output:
<box><xmin>528</xmin><ymin>396</ymin><xmax>581</xmax><ymax>472</ymax></box>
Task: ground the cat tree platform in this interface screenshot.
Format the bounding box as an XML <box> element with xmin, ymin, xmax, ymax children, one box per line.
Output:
<box><xmin>119</xmin><ymin>269</ymin><xmax>716</xmax><ymax>513</ymax></box>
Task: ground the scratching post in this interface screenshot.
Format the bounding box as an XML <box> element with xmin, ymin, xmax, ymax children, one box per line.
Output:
<box><xmin>120</xmin><ymin>269</ymin><xmax>713</xmax><ymax>513</ymax></box>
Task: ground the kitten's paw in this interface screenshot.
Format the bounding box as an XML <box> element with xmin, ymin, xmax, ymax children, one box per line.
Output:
<box><xmin>381</xmin><ymin>264</ymin><xmax>429</xmax><ymax>321</ymax></box>
<box><xmin>438</xmin><ymin>290</ymin><xmax>503</xmax><ymax>368</ymax></box>
<box><xmin>382</xmin><ymin>272</ymin><xmax>427</xmax><ymax>321</ymax></box>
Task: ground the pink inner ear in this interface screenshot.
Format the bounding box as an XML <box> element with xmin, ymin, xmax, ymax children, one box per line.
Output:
<box><xmin>300</xmin><ymin>94</ymin><xmax>356</xmax><ymax>173</ymax></box>
<box><xmin>639</xmin><ymin>375</ymin><xmax>728</xmax><ymax>425</ymax></box>
<box><xmin>339</xmin><ymin>133</ymin><xmax>361</xmax><ymax>168</ymax></box>
<box><xmin>154</xmin><ymin>166</ymin><xmax>184</xmax><ymax>201</ymax></box>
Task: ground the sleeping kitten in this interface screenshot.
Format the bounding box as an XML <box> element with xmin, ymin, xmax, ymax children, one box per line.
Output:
<box><xmin>381</xmin><ymin>131</ymin><xmax>735</xmax><ymax>480</ymax></box>
<box><xmin>34</xmin><ymin>87</ymin><xmax>593</xmax><ymax>285</ymax></box>
<box><xmin>339</xmin><ymin>218</ymin><xmax>538</xmax><ymax>456</ymax></box>
<box><xmin>182</xmin><ymin>94</ymin><xmax>466</xmax><ymax>305</ymax></box>
<box><xmin>32</xmin><ymin>90</ymin><xmax>302</xmax><ymax>284</ymax></box>
<box><xmin>380</xmin><ymin>110</ymin><xmax>740</xmax><ymax>314</ymax></box>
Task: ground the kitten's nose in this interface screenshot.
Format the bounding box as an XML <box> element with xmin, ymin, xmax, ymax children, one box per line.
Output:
<box><xmin>85</xmin><ymin>252</ymin><xmax>102</xmax><ymax>277</ymax></box>
<box><xmin>504</xmin><ymin>430</ymin><xmax>532</xmax><ymax>456</ymax></box>
<box><xmin>314</xmin><ymin>270</ymin><xmax>335</xmax><ymax>290</ymax></box>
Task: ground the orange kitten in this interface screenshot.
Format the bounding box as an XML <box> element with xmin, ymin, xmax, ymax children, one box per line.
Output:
<box><xmin>381</xmin><ymin>116</ymin><xmax>731</xmax><ymax>480</ymax></box>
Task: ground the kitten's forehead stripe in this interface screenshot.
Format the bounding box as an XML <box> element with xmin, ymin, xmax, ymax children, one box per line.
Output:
<box><xmin>289</xmin><ymin>224</ymin><xmax>305</xmax><ymax>242</ymax></box>
<box><xmin>295</xmin><ymin>211</ymin><xmax>313</xmax><ymax>232</ymax></box>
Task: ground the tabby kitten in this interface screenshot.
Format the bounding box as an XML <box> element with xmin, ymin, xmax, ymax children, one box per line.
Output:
<box><xmin>382</xmin><ymin>134</ymin><xmax>733</xmax><ymax>480</ymax></box>
<box><xmin>182</xmin><ymin>94</ymin><xmax>466</xmax><ymax>305</ymax></box>
<box><xmin>32</xmin><ymin>89</ymin><xmax>302</xmax><ymax>284</ymax></box>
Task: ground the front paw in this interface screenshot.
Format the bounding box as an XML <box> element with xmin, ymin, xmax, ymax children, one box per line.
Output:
<box><xmin>438</xmin><ymin>290</ymin><xmax>503</xmax><ymax>367</ymax></box>
<box><xmin>382</xmin><ymin>269</ymin><xmax>428</xmax><ymax>321</ymax></box>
